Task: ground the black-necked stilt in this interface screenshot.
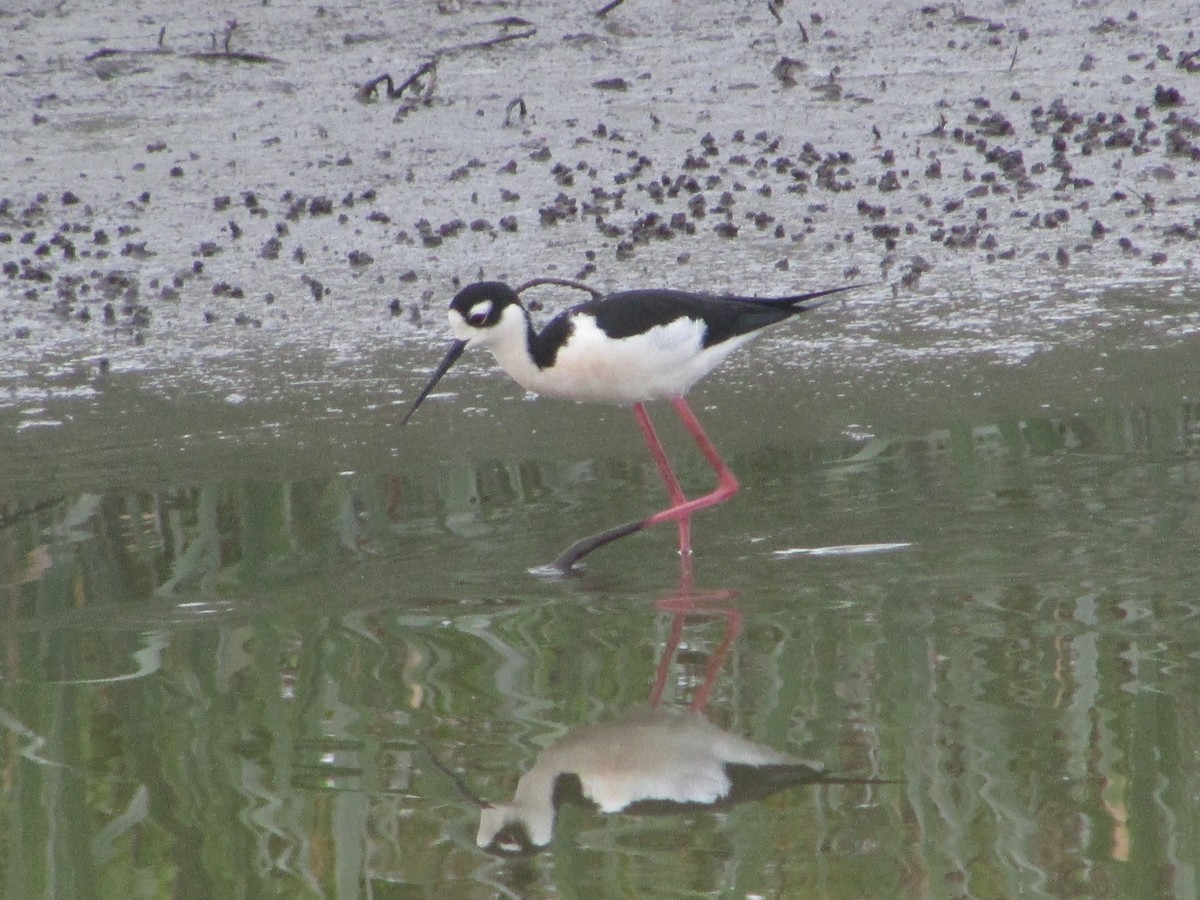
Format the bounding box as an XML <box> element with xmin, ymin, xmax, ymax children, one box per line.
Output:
<box><xmin>474</xmin><ymin>705</ymin><xmax>891</xmax><ymax>854</ymax></box>
<box><xmin>402</xmin><ymin>280</ymin><xmax>858</xmax><ymax>571</ymax></box>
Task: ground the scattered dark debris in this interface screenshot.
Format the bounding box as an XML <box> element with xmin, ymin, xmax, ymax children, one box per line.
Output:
<box><xmin>773</xmin><ymin>56</ymin><xmax>807</xmax><ymax>87</ymax></box>
<box><xmin>878</xmin><ymin>170</ymin><xmax>901</xmax><ymax>192</ymax></box>
<box><xmin>211</xmin><ymin>281</ymin><xmax>244</xmax><ymax>298</ymax></box>
<box><xmin>300</xmin><ymin>274</ymin><xmax>326</xmax><ymax>301</ymax></box>
<box><xmin>1154</xmin><ymin>84</ymin><xmax>1184</xmax><ymax>108</ymax></box>
<box><xmin>11</xmin><ymin>33</ymin><xmax>1198</xmax><ymax>352</ymax></box>
<box><xmin>121</xmin><ymin>241</ymin><xmax>154</xmax><ymax>259</ymax></box>
<box><xmin>538</xmin><ymin>193</ymin><xmax>578</xmax><ymax>225</ymax></box>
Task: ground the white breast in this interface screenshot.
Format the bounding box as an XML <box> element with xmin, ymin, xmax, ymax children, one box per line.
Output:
<box><xmin>512</xmin><ymin>315</ymin><xmax>758</xmax><ymax>405</ymax></box>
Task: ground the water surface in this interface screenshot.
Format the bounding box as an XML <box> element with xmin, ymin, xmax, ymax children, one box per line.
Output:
<box><xmin>4</xmin><ymin>357</ymin><xmax>1198</xmax><ymax>898</ymax></box>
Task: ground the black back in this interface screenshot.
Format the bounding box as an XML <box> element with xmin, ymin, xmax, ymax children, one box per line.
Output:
<box><xmin>530</xmin><ymin>287</ymin><xmax>849</xmax><ymax>369</ymax></box>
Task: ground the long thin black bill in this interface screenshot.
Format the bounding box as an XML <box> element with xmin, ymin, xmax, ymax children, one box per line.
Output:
<box><xmin>400</xmin><ymin>339</ymin><xmax>468</xmax><ymax>425</ymax></box>
<box><xmin>417</xmin><ymin>738</ymin><xmax>491</xmax><ymax>809</ymax></box>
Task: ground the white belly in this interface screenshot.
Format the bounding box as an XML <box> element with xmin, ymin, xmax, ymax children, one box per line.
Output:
<box><xmin>498</xmin><ymin>316</ymin><xmax>758</xmax><ymax>404</ymax></box>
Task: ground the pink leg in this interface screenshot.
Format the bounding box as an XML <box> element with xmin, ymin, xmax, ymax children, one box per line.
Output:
<box><xmin>542</xmin><ymin>397</ymin><xmax>739</xmax><ymax>573</ymax></box>
<box><xmin>643</xmin><ymin>397</ymin><xmax>740</xmax><ymax>529</ymax></box>
<box><xmin>688</xmin><ymin>608</ymin><xmax>743</xmax><ymax>713</ymax></box>
<box><xmin>648</xmin><ymin>608</ymin><xmax>687</xmax><ymax>707</ymax></box>
<box><xmin>632</xmin><ymin>402</ymin><xmax>692</xmax><ymax>558</ymax></box>
<box><xmin>650</xmin><ymin>573</ymin><xmax>742</xmax><ymax>711</ymax></box>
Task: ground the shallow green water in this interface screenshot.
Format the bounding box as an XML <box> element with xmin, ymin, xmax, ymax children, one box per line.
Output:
<box><xmin>3</xmin><ymin>369</ymin><xmax>1198</xmax><ymax>898</ymax></box>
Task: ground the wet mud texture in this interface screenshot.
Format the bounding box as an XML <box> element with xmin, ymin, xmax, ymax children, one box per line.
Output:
<box><xmin>1</xmin><ymin>0</ymin><xmax>1198</xmax><ymax>405</ymax></box>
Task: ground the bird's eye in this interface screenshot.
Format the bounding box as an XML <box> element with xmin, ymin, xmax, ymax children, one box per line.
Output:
<box><xmin>463</xmin><ymin>299</ymin><xmax>494</xmax><ymax>327</ymax></box>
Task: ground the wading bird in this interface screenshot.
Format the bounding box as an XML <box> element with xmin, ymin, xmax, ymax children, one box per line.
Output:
<box><xmin>402</xmin><ymin>280</ymin><xmax>856</xmax><ymax>572</ymax></box>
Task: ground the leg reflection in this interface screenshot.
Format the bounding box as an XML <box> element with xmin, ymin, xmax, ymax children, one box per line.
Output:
<box><xmin>648</xmin><ymin>575</ymin><xmax>741</xmax><ymax>713</ymax></box>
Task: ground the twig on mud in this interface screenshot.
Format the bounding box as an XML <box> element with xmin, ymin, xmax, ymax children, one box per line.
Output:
<box><xmin>595</xmin><ymin>0</ymin><xmax>628</xmax><ymax>18</ymax></box>
<box><xmin>515</xmin><ymin>277</ymin><xmax>604</xmax><ymax>300</ymax></box>
<box><xmin>85</xmin><ymin>46</ymin><xmax>278</xmax><ymax>64</ymax></box>
<box><xmin>85</xmin><ymin>20</ymin><xmax>280</xmax><ymax>64</ymax></box>
<box><xmin>504</xmin><ymin>97</ymin><xmax>527</xmax><ymax>126</ymax></box>
<box><xmin>441</xmin><ymin>28</ymin><xmax>536</xmax><ymax>56</ymax></box>
<box><xmin>358</xmin><ymin>28</ymin><xmax>534</xmax><ymax>110</ymax></box>
<box><xmin>924</xmin><ymin>113</ymin><xmax>947</xmax><ymax>137</ymax></box>
<box><xmin>357</xmin><ymin>61</ymin><xmax>438</xmax><ymax>102</ymax></box>
<box><xmin>184</xmin><ymin>50</ymin><xmax>281</xmax><ymax>64</ymax></box>
<box><xmin>85</xmin><ymin>46</ymin><xmax>170</xmax><ymax>61</ymax></box>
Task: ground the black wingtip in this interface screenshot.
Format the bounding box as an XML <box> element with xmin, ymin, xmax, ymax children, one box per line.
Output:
<box><xmin>726</xmin><ymin>282</ymin><xmax>869</xmax><ymax>314</ymax></box>
<box><xmin>783</xmin><ymin>282</ymin><xmax>870</xmax><ymax>312</ymax></box>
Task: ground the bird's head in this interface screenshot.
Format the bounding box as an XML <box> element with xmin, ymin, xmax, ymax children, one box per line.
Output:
<box><xmin>476</xmin><ymin>801</ymin><xmax>551</xmax><ymax>855</ymax></box>
<box><xmin>447</xmin><ymin>281</ymin><xmax>522</xmax><ymax>339</ymax></box>
<box><xmin>401</xmin><ymin>281</ymin><xmax>524</xmax><ymax>424</ymax></box>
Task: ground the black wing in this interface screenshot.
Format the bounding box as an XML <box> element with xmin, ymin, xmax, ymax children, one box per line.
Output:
<box><xmin>530</xmin><ymin>284</ymin><xmax>858</xmax><ymax>368</ymax></box>
<box><xmin>586</xmin><ymin>286</ymin><xmax>855</xmax><ymax>348</ymax></box>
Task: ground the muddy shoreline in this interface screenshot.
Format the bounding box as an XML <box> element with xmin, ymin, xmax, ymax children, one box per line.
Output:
<box><xmin>2</xmin><ymin>0</ymin><xmax>1198</xmax><ymax>455</ymax></box>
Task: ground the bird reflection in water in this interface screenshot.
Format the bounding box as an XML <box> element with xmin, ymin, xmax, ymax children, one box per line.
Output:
<box><xmin>441</xmin><ymin>576</ymin><xmax>896</xmax><ymax>856</ymax></box>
